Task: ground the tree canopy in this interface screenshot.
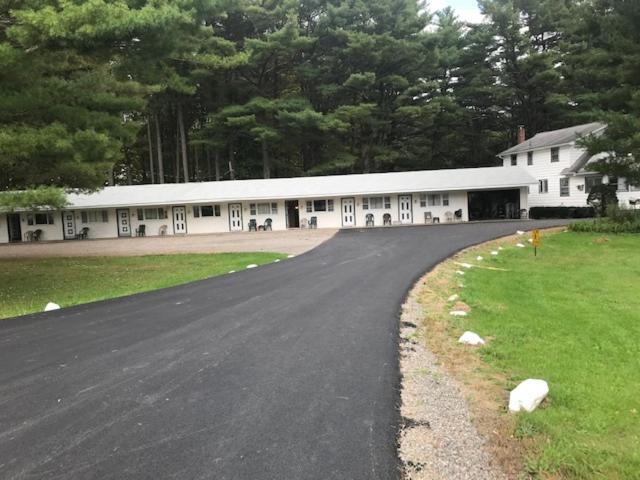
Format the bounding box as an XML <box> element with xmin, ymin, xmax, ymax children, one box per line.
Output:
<box><xmin>0</xmin><ymin>0</ymin><xmax>638</xmax><ymax>195</ymax></box>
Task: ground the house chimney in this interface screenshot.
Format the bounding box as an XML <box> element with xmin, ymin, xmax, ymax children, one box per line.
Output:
<box><xmin>517</xmin><ymin>125</ymin><xmax>526</xmax><ymax>144</ymax></box>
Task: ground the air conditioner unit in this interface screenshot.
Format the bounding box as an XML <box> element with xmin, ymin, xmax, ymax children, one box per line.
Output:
<box><xmin>577</xmin><ymin>184</ymin><xmax>585</xmax><ymax>191</ymax></box>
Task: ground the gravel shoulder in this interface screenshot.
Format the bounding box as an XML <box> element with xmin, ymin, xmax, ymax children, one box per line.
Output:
<box><xmin>0</xmin><ymin>228</ymin><xmax>337</xmax><ymax>258</ymax></box>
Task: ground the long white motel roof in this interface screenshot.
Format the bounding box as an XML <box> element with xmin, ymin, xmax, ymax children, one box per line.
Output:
<box><xmin>68</xmin><ymin>166</ymin><xmax>537</xmax><ymax>208</ymax></box>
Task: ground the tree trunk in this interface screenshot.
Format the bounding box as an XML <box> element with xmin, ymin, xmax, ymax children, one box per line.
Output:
<box><xmin>146</xmin><ymin>119</ymin><xmax>155</xmax><ymax>184</ymax></box>
<box><xmin>361</xmin><ymin>142</ymin><xmax>371</xmax><ymax>173</ymax></box>
<box><xmin>154</xmin><ymin>114</ymin><xmax>164</xmax><ymax>184</ymax></box>
<box><xmin>194</xmin><ymin>144</ymin><xmax>200</xmax><ymax>181</ymax></box>
<box><xmin>206</xmin><ymin>147</ymin><xmax>212</xmax><ymax>181</ymax></box>
<box><xmin>262</xmin><ymin>137</ymin><xmax>271</xmax><ymax>179</ymax></box>
<box><xmin>177</xmin><ymin>103</ymin><xmax>189</xmax><ymax>183</ymax></box>
<box><xmin>215</xmin><ymin>151</ymin><xmax>221</xmax><ymax>181</ymax></box>
<box><xmin>228</xmin><ymin>141</ymin><xmax>236</xmax><ymax>180</ymax></box>
<box><xmin>175</xmin><ymin>122</ymin><xmax>180</xmax><ymax>183</ymax></box>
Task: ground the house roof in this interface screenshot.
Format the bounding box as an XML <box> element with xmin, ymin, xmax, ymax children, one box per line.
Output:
<box><xmin>498</xmin><ymin>122</ymin><xmax>606</xmax><ymax>157</ymax></box>
<box><xmin>561</xmin><ymin>151</ymin><xmax>609</xmax><ymax>176</ymax></box>
<box><xmin>67</xmin><ymin>167</ymin><xmax>538</xmax><ymax>209</ymax></box>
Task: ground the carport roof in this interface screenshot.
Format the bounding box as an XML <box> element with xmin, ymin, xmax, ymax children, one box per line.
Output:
<box><xmin>68</xmin><ymin>166</ymin><xmax>537</xmax><ymax>208</ymax></box>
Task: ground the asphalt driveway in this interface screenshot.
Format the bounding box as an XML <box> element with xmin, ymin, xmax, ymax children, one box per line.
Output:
<box><xmin>0</xmin><ymin>221</ymin><xmax>567</xmax><ymax>480</ymax></box>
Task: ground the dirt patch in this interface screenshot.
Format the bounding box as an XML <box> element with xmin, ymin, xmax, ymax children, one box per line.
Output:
<box><xmin>398</xmin><ymin>228</ymin><xmax>564</xmax><ymax>479</ymax></box>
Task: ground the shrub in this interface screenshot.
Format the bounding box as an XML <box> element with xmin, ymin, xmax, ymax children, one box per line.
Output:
<box><xmin>529</xmin><ymin>206</ymin><xmax>595</xmax><ymax>219</ymax></box>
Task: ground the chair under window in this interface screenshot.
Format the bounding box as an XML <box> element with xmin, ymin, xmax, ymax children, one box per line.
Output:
<box><xmin>136</xmin><ymin>224</ymin><xmax>146</xmax><ymax>237</ymax></box>
<box><xmin>444</xmin><ymin>211</ymin><xmax>454</xmax><ymax>222</ymax></box>
<box><xmin>249</xmin><ymin>219</ymin><xmax>257</xmax><ymax>231</ymax></box>
<box><xmin>366</xmin><ymin>213</ymin><xmax>374</xmax><ymax>227</ymax></box>
<box><xmin>520</xmin><ymin>209</ymin><xmax>528</xmax><ymax>219</ymax></box>
<box><xmin>383</xmin><ymin>213</ymin><xmax>392</xmax><ymax>226</ymax></box>
<box><xmin>264</xmin><ymin>218</ymin><xmax>273</xmax><ymax>231</ymax></box>
<box><xmin>454</xmin><ymin>209</ymin><xmax>463</xmax><ymax>221</ymax></box>
<box><xmin>424</xmin><ymin>211</ymin><xmax>433</xmax><ymax>224</ymax></box>
<box><xmin>32</xmin><ymin>229</ymin><xmax>43</xmax><ymax>242</ymax></box>
<box><xmin>159</xmin><ymin>225</ymin><xmax>167</xmax><ymax>235</ymax></box>
<box><xmin>309</xmin><ymin>216</ymin><xmax>318</xmax><ymax>229</ymax></box>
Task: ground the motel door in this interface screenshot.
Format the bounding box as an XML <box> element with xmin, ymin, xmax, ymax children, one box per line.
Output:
<box><xmin>62</xmin><ymin>211</ymin><xmax>76</xmax><ymax>239</ymax></box>
<box><xmin>229</xmin><ymin>203</ymin><xmax>243</xmax><ymax>231</ymax></box>
<box><xmin>173</xmin><ymin>206</ymin><xmax>187</xmax><ymax>234</ymax></box>
<box><xmin>399</xmin><ymin>195</ymin><xmax>413</xmax><ymax>224</ymax></box>
<box><xmin>342</xmin><ymin>198</ymin><xmax>355</xmax><ymax>227</ymax></box>
<box><xmin>116</xmin><ymin>209</ymin><xmax>132</xmax><ymax>237</ymax></box>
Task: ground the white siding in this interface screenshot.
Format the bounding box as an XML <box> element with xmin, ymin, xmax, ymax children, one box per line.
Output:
<box><xmin>19</xmin><ymin>212</ymin><xmax>63</xmax><ymax>241</ymax></box>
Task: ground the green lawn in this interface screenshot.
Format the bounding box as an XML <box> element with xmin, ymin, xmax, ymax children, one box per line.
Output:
<box><xmin>458</xmin><ymin>232</ymin><xmax>640</xmax><ymax>479</ymax></box>
<box><xmin>0</xmin><ymin>252</ymin><xmax>286</xmax><ymax>320</ymax></box>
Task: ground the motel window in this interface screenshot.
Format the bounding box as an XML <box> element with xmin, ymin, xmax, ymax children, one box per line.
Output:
<box><xmin>81</xmin><ymin>210</ymin><xmax>109</xmax><ymax>223</ymax></box>
<box><xmin>538</xmin><ymin>179</ymin><xmax>549</xmax><ymax>194</ymax></box>
<box><xmin>511</xmin><ymin>154</ymin><xmax>517</xmax><ymax>166</ymax></box>
<box><xmin>551</xmin><ymin>147</ymin><xmax>559</xmax><ymax>163</ymax></box>
<box><xmin>560</xmin><ymin>178</ymin><xmax>570</xmax><ymax>197</ymax></box>
<box><xmin>248</xmin><ymin>203</ymin><xmax>275</xmax><ymax>216</ymax></box>
<box><xmin>585</xmin><ymin>176</ymin><xmax>602</xmax><ymax>194</ymax></box>
<box><xmin>313</xmin><ymin>200</ymin><xmax>327</xmax><ymax>212</ymax></box>
<box><xmin>138</xmin><ymin>208</ymin><xmax>167</xmax><ymax>220</ymax></box>
<box><xmin>419</xmin><ymin>194</ymin><xmax>427</xmax><ymax>207</ymax></box>
<box><xmin>428</xmin><ymin>194</ymin><xmax>441</xmax><ymax>206</ymax></box>
<box><xmin>442</xmin><ymin>194</ymin><xmax>450</xmax><ymax>206</ymax></box>
<box><xmin>271</xmin><ymin>202</ymin><xmax>278</xmax><ymax>214</ymax></box>
<box><xmin>27</xmin><ymin>213</ymin><xmax>55</xmax><ymax>226</ymax></box>
<box><xmin>527</xmin><ymin>151</ymin><xmax>533</xmax><ymax>165</ymax></box>
<box><xmin>193</xmin><ymin>206</ymin><xmax>220</xmax><ymax>218</ymax></box>
<box><xmin>306</xmin><ymin>199</ymin><xmax>332</xmax><ymax>213</ymax></box>
<box><xmin>362</xmin><ymin>197</ymin><xmax>390</xmax><ymax>210</ymax></box>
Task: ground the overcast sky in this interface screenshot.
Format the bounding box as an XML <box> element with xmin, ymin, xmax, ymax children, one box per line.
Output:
<box><xmin>429</xmin><ymin>0</ymin><xmax>484</xmax><ymax>24</ymax></box>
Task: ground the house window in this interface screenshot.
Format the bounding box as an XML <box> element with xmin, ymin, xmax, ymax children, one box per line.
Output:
<box><xmin>511</xmin><ymin>154</ymin><xmax>517</xmax><ymax>166</ymax></box>
<box><xmin>81</xmin><ymin>210</ymin><xmax>109</xmax><ymax>223</ymax></box>
<box><xmin>27</xmin><ymin>213</ymin><xmax>55</xmax><ymax>225</ymax></box>
<box><xmin>306</xmin><ymin>201</ymin><xmax>312</xmax><ymax>213</ymax></box>
<box><xmin>442</xmin><ymin>193</ymin><xmax>450</xmax><ymax>206</ymax></box>
<box><xmin>313</xmin><ymin>200</ymin><xmax>327</xmax><ymax>212</ymax></box>
<box><xmin>560</xmin><ymin>178</ymin><xmax>570</xmax><ymax>197</ymax></box>
<box><xmin>428</xmin><ymin>194</ymin><xmax>441</xmax><ymax>206</ymax></box>
<box><xmin>193</xmin><ymin>206</ymin><xmax>220</xmax><ymax>217</ymax></box>
<box><xmin>384</xmin><ymin>197</ymin><xmax>391</xmax><ymax>209</ymax></box>
<box><xmin>527</xmin><ymin>151</ymin><xmax>533</xmax><ymax>165</ymax></box>
<box><xmin>551</xmin><ymin>147</ymin><xmax>559</xmax><ymax>162</ymax></box>
<box><xmin>327</xmin><ymin>200</ymin><xmax>334</xmax><ymax>212</ymax></box>
<box><xmin>538</xmin><ymin>179</ymin><xmax>549</xmax><ymax>193</ymax></box>
<box><xmin>419</xmin><ymin>194</ymin><xmax>427</xmax><ymax>207</ymax></box>
<box><xmin>585</xmin><ymin>176</ymin><xmax>602</xmax><ymax>194</ymax></box>
<box><xmin>271</xmin><ymin>202</ymin><xmax>278</xmax><ymax>214</ymax></box>
<box><xmin>257</xmin><ymin>203</ymin><xmax>271</xmax><ymax>215</ymax></box>
<box><xmin>363</xmin><ymin>197</ymin><xmax>383</xmax><ymax>209</ymax></box>
<box><xmin>138</xmin><ymin>208</ymin><xmax>166</xmax><ymax>220</ymax></box>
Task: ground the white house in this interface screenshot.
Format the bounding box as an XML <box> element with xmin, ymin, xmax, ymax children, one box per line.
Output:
<box><xmin>0</xmin><ymin>166</ymin><xmax>536</xmax><ymax>243</ymax></box>
<box><xmin>498</xmin><ymin>122</ymin><xmax>638</xmax><ymax>208</ymax></box>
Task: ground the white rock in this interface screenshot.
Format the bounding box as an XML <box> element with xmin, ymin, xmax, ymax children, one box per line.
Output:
<box><xmin>274</xmin><ymin>259</ymin><xmax>280</xmax><ymax>262</ymax></box>
<box><xmin>44</xmin><ymin>302</ymin><xmax>60</xmax><ymax>312</ymax></box>
<box><xmin>498</xmin><ymin>246</ymin><xmax>504</xmax><ymax>250</ymax></box>
<box><xmin>287</xmin><ymin>254</ymin><xmax>295</xmax><ymax>258</ymax></box>
<box><xmin>228</xmin><ymin>270</ymin><xmax>235</xmax><ymax>274</ymax></box>
<box><xmin>461</xmin><ymin>263</ymin><xmax>472</xmax><ymax>269</ymax></box>
<box><xmin>509</xmin><ymin>379</ymin><xmax>549</xmax><ymax>413</ymax></box>
<box><xmin>455</xmin><ymin>270</ymin><xmax>465</xmax><ymax>276</ymax></box>
<box><xmin>458</xmin><ymin>331</ymin><xmax>485</xmax><ymax>346</ymax></box>
<box><xmin>476</xmin><ymin>256</ymin><xmax>483</xmax><ymax>261</ymax></box>
<box><xmin>458</xmin><ymin>283</ymin><xmax>464</xmax><ymax>288</ymax></box>
<box><xmin>447</xmin><ymin>294</ymin><xmax>459</xmax><ymax>302</ymax></box>
<box><xmin>490</xmin><ymin>250</ymin><xmax>498</xmax><ymax>255</ymax></box>
<box><xmin>246</xmin><ymin>264</ymin><xmax>258</xmax><ymax>269</ymax></box>
<box><xmin>527</xmin><ymin>238</ymin><xmax>533</xmax><ymax>243</ymax></box>
<box><xmin>516</xmin><ymin>230</ymin><xmax>525</xmax><ymax>235</ymax></box>
<box><xmin>516</xmin><ymin>243</ymin><xmax>525</xmax><ymax>248</ymax></box>
<box><xmin>449</xmin><ymin>310</ymin><xmax>468</xmax><ymax>317</ymax></box>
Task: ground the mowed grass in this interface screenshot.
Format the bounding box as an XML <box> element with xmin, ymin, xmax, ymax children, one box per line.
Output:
<box><xmin>459</xmin><ymin>232</ymin><xmax>640</xmax><ymax>479</ymax></box>
<box><xmin>0</xmin><ymin>252</ymin><xmax>286</xmax><ymax>320</ymax></box>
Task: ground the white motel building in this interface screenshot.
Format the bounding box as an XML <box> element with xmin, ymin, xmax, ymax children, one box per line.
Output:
<box><xmin>1</xmin><ymin>123</ymin><xmax>637</xmax><ymax>244</ymax></box>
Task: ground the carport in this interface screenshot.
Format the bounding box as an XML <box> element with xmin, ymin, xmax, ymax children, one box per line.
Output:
<box><xmin>468</xmin><ymin>189</ymin><xmax>521</xmax><ymax>221</ymax></box>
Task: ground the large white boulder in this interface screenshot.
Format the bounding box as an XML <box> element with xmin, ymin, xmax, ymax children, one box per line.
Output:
<box><xmin>44</xmin><ymin>302</ymin><xmax>60</xmax><ymax>312</ymax></box>
<box><xmin>458</xmin><ymin>331</ymin><xmax>485</xmax><ymax>346</ymax></box>
<box><xmin>509</xmin><ymin>379</ymin><xmax>549</xmax><ymax>413</ymax></box>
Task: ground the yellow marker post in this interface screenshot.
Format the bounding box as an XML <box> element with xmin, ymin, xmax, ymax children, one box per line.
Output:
<box><xmin>532</xmin><ymin>229</ymin><xmax>540</xmax><ymax>256</ymax></box>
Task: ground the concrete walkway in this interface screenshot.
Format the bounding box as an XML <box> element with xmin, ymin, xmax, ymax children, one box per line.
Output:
<box><xmin>0</xmin><ymin>228</ymin><xmax>337</xmax><ymax>258</ymax></box>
